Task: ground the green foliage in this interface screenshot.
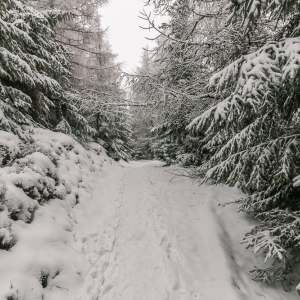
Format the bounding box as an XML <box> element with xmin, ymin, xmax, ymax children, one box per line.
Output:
<box><xmin>187</xmin><ymin>0</ymin><xmax>300</xmax><ymax>289</ymax></box>
<box><xmin>130</xmin><ymin>109</ymin><xmax>155</xmax><ymax>160</ymax></box>
<box><xmin>244</xmin><ymin>209</ymin><xmax>300</xmax><ymax>290</ymax></box>
<box><xmin>94</xmin><ymin>109</ymin><xmax>133</xmax><ymax>161</ymax></box>
<box><xmin>0</xmin><ymin>0</ymin><xmax>94</xmax><ymax>141</ymax></box>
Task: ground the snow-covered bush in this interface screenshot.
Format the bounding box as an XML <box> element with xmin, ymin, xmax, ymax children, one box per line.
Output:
<box><xmin>0</xmin><ymin>179</ymin><xmax>16</xmax><ymax>250</ymax></box>
<box><xmin>175</xmin><ymin>153</ymin><xmax>200</xmax><ymax>167</ymax></box>
<box><xmin>0</xmin><ymin>126</ymin><xmax>113</xmax><ymax>299</ymax></box>
<box><xmin>94</xmin><ymin>112</ymin><xmax>133</xmax><ymax>161</ymax></box>
<box><xmin>0</xmin><ymin>126</ymin><xmax>104</xmax><ymax>241</ymax></box>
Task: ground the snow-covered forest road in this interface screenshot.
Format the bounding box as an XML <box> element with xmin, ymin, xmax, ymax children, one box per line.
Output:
<box><xmin>2</xmin><ymin>0</ymin><xmax>300</xmax><ymax>298</ymax></box>
<box><xmin>75</xmin><ymin>161</ymin><xmax>295</xmax><ymax>300</ymax></box>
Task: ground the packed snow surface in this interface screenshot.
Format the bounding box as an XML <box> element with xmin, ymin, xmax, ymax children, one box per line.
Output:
<box><xmin>1</xmin><ymin>145</ymin><xmax>299</xmax><ymax>299</ymax></box>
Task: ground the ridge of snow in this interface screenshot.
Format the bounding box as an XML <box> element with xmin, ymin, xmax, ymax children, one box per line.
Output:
<box><xmin>0</xmin><ymin>127</ymin><xmax>120</xmax><ymax>300</ymax></box>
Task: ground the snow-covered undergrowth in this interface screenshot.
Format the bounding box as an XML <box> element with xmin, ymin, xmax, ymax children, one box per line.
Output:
<box><xmin>0</xmin><ymin>127</ymin><xmax>121</xmax><ymax>300</ymax></box>
<box><xmin>2</xmin><ymin>127</ymin><xmax>300</xmax><ymax>300</ymax></box>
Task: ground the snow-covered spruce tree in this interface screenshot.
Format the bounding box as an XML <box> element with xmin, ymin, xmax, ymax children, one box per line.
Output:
<box><xmin>76</xmin><ymin>83</ymin><xmax>133</xmax><ymax>161</ymax></box>
<box><xmin>189</xmin><ymin>0</ymin><xmax>300</xmax><ymax>289</ymax></box>
<box><xmin>0</xmin><ymin>0</ymin><xmax>95</xmax><ymax>142</ymax></box>
<box><xmin>138</xmin><ymin>0</ymin><xmax>271</xmax><ymax>166</ymax></box>
<box><xmin>65</xmin><ymin>12</ymin><xmax>133</xmax><ymax>161</ymax></box>
<box><xmin>128</xmin><ymin>48</ymin><xmax>159</xmax><ymax>160</ymax></box>
<box><xmin>129</xmin><ymin>7</ymin><xmax>204</xmax><ymax>164</ymax></box>
<box><xmin>77</xmin><ymin>89</ymin><xmax>133</xmax><ymax>162</ymax></box>
<box><xmin>95</xmin><ymin>108</ymin><xmax>133</xmax><ymax>161</ymax></box>
<box><xmin>31</xmin><ymin>0</ymin><xmax>133</xmax><ymax>160</ymax></box>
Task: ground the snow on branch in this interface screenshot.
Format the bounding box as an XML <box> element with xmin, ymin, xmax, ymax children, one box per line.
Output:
<box><xmin>198</xmin><ymin>133</ymin><xmax>300</xmax><ymax>194</ymax></box>
<box><xmin>227</xmin><ymin>0</ymin><xmax>299</xmax><ymax>32</ymax></box>
<box><xmin>243</xmin><ymin>209</ymin><xmax>300</xmax><ymax>263</ymax></box>
<box><xmin>189</xmin><ymin>37</ymin><xmax>300</xmax><ymax>133</ymax></box>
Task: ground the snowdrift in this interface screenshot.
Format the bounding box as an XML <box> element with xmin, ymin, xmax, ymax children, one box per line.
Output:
<box><xmin>1</xmin><ymin>128</ymin><xmax>300</xmax><ymax>300</ymax></box>
<box><xmin>0</xmin><ymin>127</ymin><xmax>122</xmax><ymax>300</ymax></box>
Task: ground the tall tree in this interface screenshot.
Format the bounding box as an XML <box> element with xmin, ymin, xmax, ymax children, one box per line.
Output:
<box><xmin>132</xmin><ymin>0</ymin><xmax>269</xmax><ymax>165</ymax></box>
<box><xmin>188</xmin><ymin>0</ymin><xmax>300</xmax><ymax>289</ymax></box>
<box><xmin>0</xmin><ymin>0</ymin><xmax>94</xmax><ymax>142</ymax></box>
<box><xmin>28</xmin><ymin>0</ymin><xmax>133</xmax><ymax>160</ymax></box>
<box><xmin>129</xmin><ymin>47</ymin><xmax>158</xmax><ymax>160</ymax></box>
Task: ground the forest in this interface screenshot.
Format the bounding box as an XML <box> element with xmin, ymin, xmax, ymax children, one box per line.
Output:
<box><xmin>1</xmin><ymin>0</ymin><xmax>300</xmax><ymax>298</ymax></box>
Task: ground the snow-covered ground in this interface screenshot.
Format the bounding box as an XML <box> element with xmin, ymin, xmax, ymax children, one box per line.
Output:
<box><xmin>1</xmin><ymin>133</ymin><xmax>299</xmax><ymax>299</ymax></box>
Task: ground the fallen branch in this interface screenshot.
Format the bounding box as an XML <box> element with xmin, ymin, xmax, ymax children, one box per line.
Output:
<box><xmin>165</xmin><ymin>167</ymin><xmax>198</xmax><ymax>182</ymax></box>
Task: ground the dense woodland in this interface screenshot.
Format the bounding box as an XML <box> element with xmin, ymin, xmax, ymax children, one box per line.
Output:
<box><xmin>1</xmin><ymin>0</ymin><xmax>300</xmax><ymax>293</ymax></box>
<box><xmin>1</xmin><ymin>0</ymin><xmax>132</xmax><ymax>162</ymax></box>
<box><xmin>131</xmin><ymin>0</ymin><xmax>300</xmax><ymax>291</ymax></box>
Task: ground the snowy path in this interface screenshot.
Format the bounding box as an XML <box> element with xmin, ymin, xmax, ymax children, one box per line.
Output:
<box><xmin>94</xmin><ymin>161</ymin><xmax>236</xmax><ymax>300</ymax></box>
<box><xmin>74</xmin><ymin>161</ymin><xmax>296</xmax><ymax>300</ymax></box>
<box><xmin>1</xmin><ymin>134</ymin><xmax>297</xmax><ymax>300</ymax></box>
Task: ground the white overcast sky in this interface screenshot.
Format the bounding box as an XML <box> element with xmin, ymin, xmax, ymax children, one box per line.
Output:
<box><xmin>100</xmin><ymin>0</ymin><xmax>160</xmax><ymax>72</ymax></box>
